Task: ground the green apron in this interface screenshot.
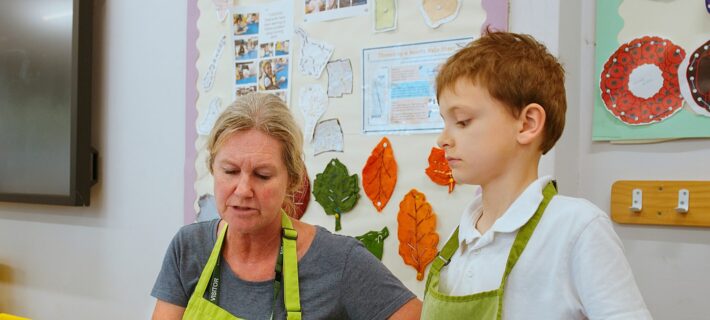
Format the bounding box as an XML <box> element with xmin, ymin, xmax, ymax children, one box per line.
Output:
<box><xmin>182</xmin><ymin>212</ymin><xmax>302</xmax><ymax>320</ymax></box>
<box><xmin>421</xmin><ymin>183</ymin><xmax>557</xmax><ymax>320</ymax></box>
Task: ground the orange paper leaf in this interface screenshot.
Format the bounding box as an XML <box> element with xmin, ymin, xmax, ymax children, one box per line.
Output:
<box><xmin>425</xmin><ymin>147</ymin><xmax>455</xmax><ymax>193</ymax></box>
<box><xmin>362</xmin><ymin>137</ymin><xmax>398</xmax><ymax>212</ymax></box>
<box><xmin>397</xmin><ymin>189</ymin><xmax>439</xmax><ymax>280</ymax></box>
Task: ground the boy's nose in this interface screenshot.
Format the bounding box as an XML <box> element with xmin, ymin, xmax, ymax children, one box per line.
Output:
<box><xmin>437</xmin><ymin>130</ymin><xmax>452</xmax><ymax>149</ymax></box>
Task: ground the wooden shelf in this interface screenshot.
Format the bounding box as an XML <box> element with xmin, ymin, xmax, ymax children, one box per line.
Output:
<box><xmin>610</xmin><ymin>180</ymin><xmax>710</xmax><ymax>227</ymax></box>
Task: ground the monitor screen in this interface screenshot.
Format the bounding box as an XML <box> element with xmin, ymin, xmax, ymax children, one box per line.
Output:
<box><xmin>0</xmin><ymin>0</ymin><xmax>95</xmax><ymax>205</ymax></box>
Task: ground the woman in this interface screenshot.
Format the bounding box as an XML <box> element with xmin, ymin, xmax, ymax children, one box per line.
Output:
<box><xmin>151</xmin><ymin>93</ymin><xmax>421</xmax><ymax>319</ymax></box>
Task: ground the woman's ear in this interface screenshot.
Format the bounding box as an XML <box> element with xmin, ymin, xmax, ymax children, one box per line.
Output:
<box><xmin>516</xmin><ymin>103</ymin><xmax>546</xmax><ymax>146</ymax></box>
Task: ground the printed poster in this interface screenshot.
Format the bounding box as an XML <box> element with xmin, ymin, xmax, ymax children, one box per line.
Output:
<box><xmin>232</xmin><ymin>1</ymin><xmax>293</xmax><ymax>103</ymax></box>
<box><xmin>304</xmin><ymin>0</ymin><xmax>368</xmax><ymax>22</ymax></box>
<box><xmin>361</xmin><ymin>37</ymin><xmax>472</xmax><ymax>134</ymax></box>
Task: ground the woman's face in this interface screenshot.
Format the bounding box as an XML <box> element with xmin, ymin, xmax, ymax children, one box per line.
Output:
<box><xmin>212</xmin><ymin>129</ymin><xmax>290</xmax><ymax>234</ymax></box>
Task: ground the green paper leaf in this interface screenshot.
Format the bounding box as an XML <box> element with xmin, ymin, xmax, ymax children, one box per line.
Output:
<box><xmin>313</xmin><ymin>158</ymin><xmax>360</xmax><ymax>231</ymax></box>
<box><xmin>356</xmin><ymin>227</ymin><xmax>389</xmax><ymax>260</ymax></box>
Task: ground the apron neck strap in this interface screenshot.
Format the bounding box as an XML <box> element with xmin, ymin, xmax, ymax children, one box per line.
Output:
<box><xmin>425</xmin><ymin>181</ymin><xmax>557</xmax><ymax>296</ymax></box>
<box><xmin>280</xmin><ymin>211</ymin><xmax>302</xmax><ymax>320</ymax></box>
<box><xmin>498</xmin><ymin>182</ymin><xmax>557</xmax><ymax>288</ymax></box>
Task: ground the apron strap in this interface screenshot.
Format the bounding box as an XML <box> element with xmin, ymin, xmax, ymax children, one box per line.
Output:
<box><xmin>281</xmin><ymin>212</ymin><xmax>302</xmax><ymax>320</ymax></box>
<box><xmin>425</xmin><ymin>227</ymin><xmax>460</xmax><ymax>296</ymax></box>
<box><xmin>499</xmin><ymin>182</ymin><xmax>557</xmax><ymax>287</ymax></box>
<box><xmin>193</xmin><ymin>222</ymin><xmax>229</xmax><ymax>302</ymax></box>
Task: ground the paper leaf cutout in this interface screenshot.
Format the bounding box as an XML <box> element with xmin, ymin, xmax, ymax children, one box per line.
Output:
<box><xmin>362</xmin><ymin>137</ymin><xmax>398</xmax><ymax>212</ymax></box>
<box><xmin>425</xmin><ymin>147</ymin><xmax>455</xmax><ymax>193</ymax></box>
<box><xmin>285</xmin><ymin>169</ymin><xmax>311</xmax><ymax>220</ymax></box>
<box><xmin>355</xmin><ymin>227</ymin><xmax>390</xmax><ymax>260</ymax></box>
<box><xmin>397</xmin><ymin>189</ymin><xmax>439</xmax><ymax>280</ymax></box>
<box><xmin>313</xmin><ymin>158</ymin><xmax>360</xmax><ymax>231</ymax></box>
<box><xmin>420</xmin><ymin>0</ymin><xmax>461</xmax><ymax>29</ymax></box>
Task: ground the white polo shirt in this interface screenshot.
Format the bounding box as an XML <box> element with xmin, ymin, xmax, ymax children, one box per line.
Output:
<box><xmin>439</xmin><ymin>176</ymin><xmax>652</xmax><ymax>319</ymax></box>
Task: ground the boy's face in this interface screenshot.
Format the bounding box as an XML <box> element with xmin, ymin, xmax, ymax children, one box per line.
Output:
<box><xmin>437</xmin><ymin>79</ymin><xmax>520</xmax><ymax>186</ymax></box>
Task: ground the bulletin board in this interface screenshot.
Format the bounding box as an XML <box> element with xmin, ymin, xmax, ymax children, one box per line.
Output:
<box><xmin>592</xmin><ymin>0</ymin><xmax>710</xmax><ymax>141</ymax></box>
<box><xmin>184</xmin><ymin>0</ymin><xmax>508</xmax><ymax>297</ymax></box>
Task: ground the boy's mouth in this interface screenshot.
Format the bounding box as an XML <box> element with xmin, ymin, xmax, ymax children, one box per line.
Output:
<box><xmin>445</xmin><ymin>157</ymin><xmax>461</xmax><ymax>166</ymax></box>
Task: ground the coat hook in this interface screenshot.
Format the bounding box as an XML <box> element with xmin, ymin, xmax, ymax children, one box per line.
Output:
<box><xmin>675</xmin><ymin>189</ymin><xmax>689</xmax><ymax>213</ymax></box>
<box><xmin>629</xmin><ymin>188</ymin><xmax>642</xmax><ymax>212</ymax></box>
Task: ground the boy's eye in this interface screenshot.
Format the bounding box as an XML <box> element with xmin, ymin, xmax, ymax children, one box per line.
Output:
<box><xmin>455</xmin><ymin>119</ymin><xmax>470</xmax><ymax>127</ymax></box>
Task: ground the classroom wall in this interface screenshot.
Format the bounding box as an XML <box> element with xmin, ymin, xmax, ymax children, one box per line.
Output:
<box><xmin>0</xmin><ymin>0</ymin><xmax>704</xmax><ymax>319</ymax></box>
<box><xmin>0</xmin><ymin>0</ymin><xmax>186</xmax><ymax>318</ymax></box>
<box><xmin>556</xmin><ymin>1</ymin><xmax>710</xmax><ymax>319</ymax></box>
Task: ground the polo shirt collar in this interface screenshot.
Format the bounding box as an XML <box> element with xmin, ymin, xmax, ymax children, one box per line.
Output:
<box><xmin>457</xmin><ymin>176</ymin><xmax>553</xmax><ymax>244</ymax></box>
<box><xmin>457</xmin><ymin>193</ymin><xmax>483</xmax><ymax>245</ymax></box>
<box><xmin>491</xmin><ymin>175</ymin><xmax>553</xmax><ymax>233</ymax></box>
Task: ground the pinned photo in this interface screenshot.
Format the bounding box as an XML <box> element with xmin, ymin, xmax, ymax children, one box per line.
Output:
<box><xmin>235</xmin><ymin>37</ymin><xmax>258</xmax><ymax>61</ymax></box>
<box><xmin>236</xmin><ymin>85</ymin><xmax>257</xmax><ymax>97</ymax></box>
<box><xmin>233</xmin><ymin>12</ymin><xmax>259</xmax><ymax>36</ymax></box>
<box><xmin>275</xmin><ymin>40</ymin><xmax>290</xmax><ymax>56</ymax></box>
<box><xmin>236</xmin><ymin>61</ymin><xmax>257</xmax><ymax>85</ymax></box>
<box><xmin>259</xmin><ymin>42</ymin><xmax>275</xmax><ymax>58</ymax></box>
<box><xmin>259</xmin><ymin>58</ymin><xmax>289</xmax><ymax>91</ymax></box>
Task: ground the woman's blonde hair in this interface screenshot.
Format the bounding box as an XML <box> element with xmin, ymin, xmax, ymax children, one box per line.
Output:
<box><xmin>207</xmin><ymin>93</ymin><xmax>305</xmax><ymax>215</ymax></box>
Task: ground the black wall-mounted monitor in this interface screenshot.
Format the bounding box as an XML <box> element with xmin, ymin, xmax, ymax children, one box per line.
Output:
<box><xmin>0</xmin><ymin>0</ymin><xmax>97</xmax><ymax>206</ymax></box>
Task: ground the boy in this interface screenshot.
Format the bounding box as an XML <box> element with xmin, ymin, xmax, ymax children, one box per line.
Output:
<box><xmin>421</xmin><ymin>31</ymin><xmax>651</xmax><ymax>319</ymax></box>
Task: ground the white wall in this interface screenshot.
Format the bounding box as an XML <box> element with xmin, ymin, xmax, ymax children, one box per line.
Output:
<box><xmin>0</xmin><ymin>0</ymin><xmax>186</xmax><ymax>318</ymax></box>
<box><xmin>557</xmin><ymin>1</ymin><xmax>710</xmax><ymax>319</ymax></box>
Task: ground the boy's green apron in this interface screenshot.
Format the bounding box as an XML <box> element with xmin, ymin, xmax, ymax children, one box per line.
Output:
<box><xmin>421</xmin><ymin>183</ymin><xmax>557</xmax><ymax>319</ymax></box>
<box><xmin>182</xmin><ymin>212</ymin><xmax>302</xmax><ymax>320</ymax></box>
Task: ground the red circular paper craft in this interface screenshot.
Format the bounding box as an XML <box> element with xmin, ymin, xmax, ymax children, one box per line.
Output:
<box><xmin>684</xmin><ymin>40</ymin><xmax>710</xmax><ymax>115</ymax></box>
<box><xmin>600</xmin><ymin>36</ymin><xmax>686</xmax><ymax>125</ymax></box>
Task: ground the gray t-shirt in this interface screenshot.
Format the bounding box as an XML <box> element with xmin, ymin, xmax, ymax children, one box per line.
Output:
<box><xmin>152</xmin><ymin>219</ymin><xmax>415</xmax><ymax>319</ymax></box>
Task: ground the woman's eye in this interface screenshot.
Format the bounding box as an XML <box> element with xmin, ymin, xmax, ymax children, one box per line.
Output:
<box><xmin>255</xmin><ymin>173</ymin><xmax>271</xmax><ymax>180</ymax></box>
<box><xmin>223</xmin><ymin>168</ymin><xmax>237</xmax><ymax>175</ymax></box>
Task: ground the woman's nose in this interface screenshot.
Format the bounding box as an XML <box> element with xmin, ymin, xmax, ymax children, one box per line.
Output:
<box><xmin>233</xmin><ymin>175</ymin><xmax>254</xmax><ymax>198</ymax></box>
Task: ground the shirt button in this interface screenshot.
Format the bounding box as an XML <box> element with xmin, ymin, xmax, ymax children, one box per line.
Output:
<box><xmin>473</xmin><ymin>248</ymin><xmax>481</xmax><ymax>255</ymax></box>
<box><xmin>466</xmin><ymin>270</ymin><xmax>474</xmax><ymax>278</ymax></box>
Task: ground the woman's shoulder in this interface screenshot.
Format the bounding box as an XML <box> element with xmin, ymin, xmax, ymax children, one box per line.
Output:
<box><xmin>312</xmin><ymin>226</ymin><xmax>361</xmax><ymax>250</ymax></box>
<box><xmin>170</xmin><ymin>219</ymin><xmax>220</xmax><ymax>252</ymax></box>
<box><xmin>301</xmin><ymin>226</ymin><xmax>361</xmax><ymax>264</ymax></box>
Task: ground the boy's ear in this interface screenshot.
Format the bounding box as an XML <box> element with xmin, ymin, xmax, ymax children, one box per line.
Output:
<box><xmin>516</xmin><ymin>103</ymin><xmax>546</xmax><ymax>146</ymax></box>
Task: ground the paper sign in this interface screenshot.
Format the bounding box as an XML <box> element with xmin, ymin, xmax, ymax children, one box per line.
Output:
<box><xmin>296</xmin><ymin>28</ymin><xmax>334</xmax><ymax>78</ymax></box>
<box><xmin>374</xmin><ymin>0</ymin><xmax>397</xmax><ymax>32</ymax></box>
<box><xmin>202</xmin><ymin>34</ymin><xmax>227</xmax><ymax>92</ymax></box>
<box><xmin>326</xmin><ymin>59</ymin><xmax>353</xmax><ymax>97</ymax></box>
<box><xmin>313</xmin><ymin>118</ymin><xmax>344</xmax><ymax>155</ymax></box>
<box><xmin>299</xmin><ymin>85</ymin><xmax>328</xmax><ymax>141</ymax></box>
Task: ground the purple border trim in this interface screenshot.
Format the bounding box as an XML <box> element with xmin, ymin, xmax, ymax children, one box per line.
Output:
<box><xmin>184</xmin><ymin>0</ymin><xmax>199</xmax><ymax>225</ymax></box>
<box><xmin>481</xmin><ymin>0</ymin><xmax>509</xmax><ymax>34</ymax></box>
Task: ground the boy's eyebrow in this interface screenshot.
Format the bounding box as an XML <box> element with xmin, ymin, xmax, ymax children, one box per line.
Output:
<box><xmin>440</xmin><ymin>106</ymin><xmax>462</xmax><ymax>117</ymax></box>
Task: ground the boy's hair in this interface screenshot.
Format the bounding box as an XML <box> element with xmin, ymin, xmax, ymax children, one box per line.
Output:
<box><xmin>436</xmin><ymin>31</ymin><xmax>566</xmax><ymax>154</ymax></box>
